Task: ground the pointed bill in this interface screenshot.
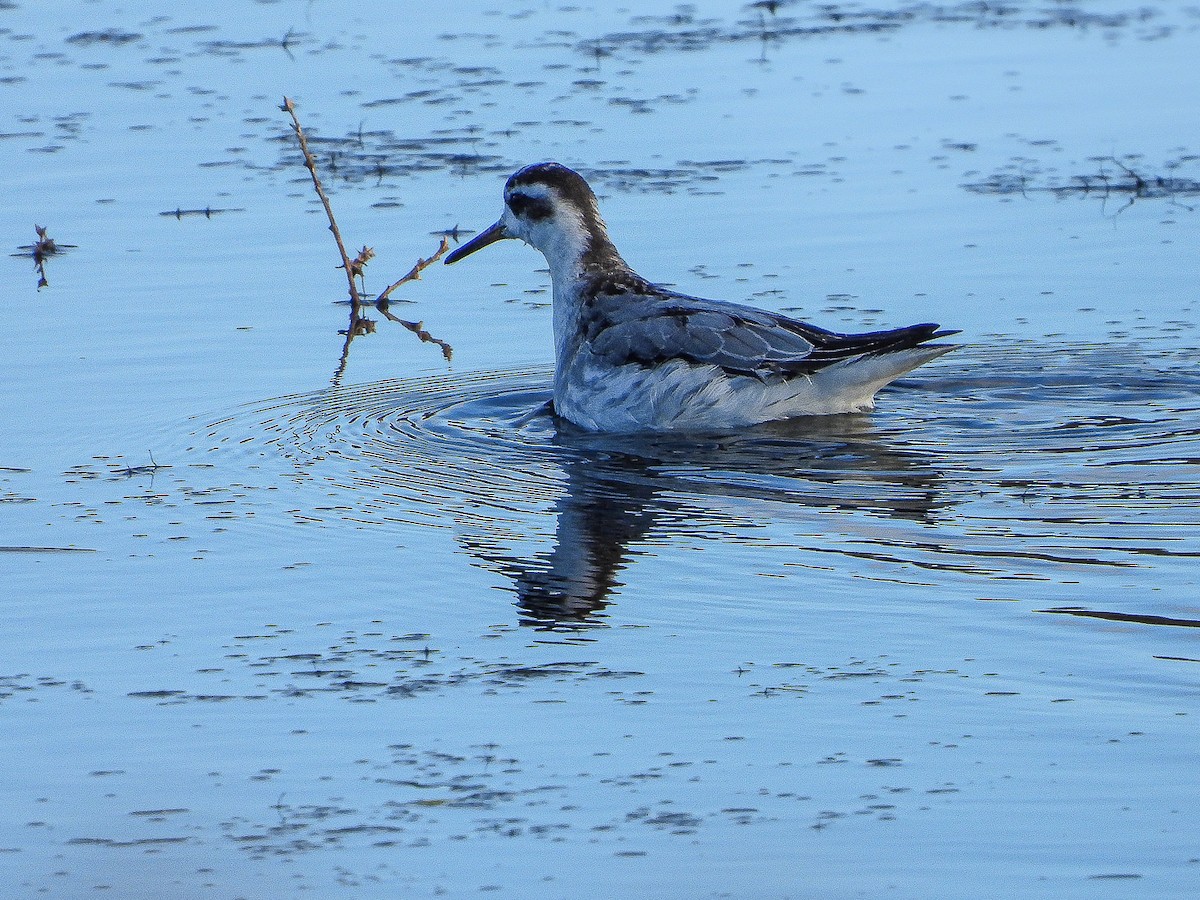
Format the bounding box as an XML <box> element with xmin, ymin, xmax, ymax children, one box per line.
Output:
<box><xmin>444</xmin><ymin>220</ymin><xmax>510</xmax><ymax>265</ymax></box>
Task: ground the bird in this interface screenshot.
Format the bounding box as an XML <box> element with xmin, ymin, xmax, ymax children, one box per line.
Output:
<box><xmin>445</xmin><ymin>162</ymin><xmax>958</xmax><ymax>433</ymax></box>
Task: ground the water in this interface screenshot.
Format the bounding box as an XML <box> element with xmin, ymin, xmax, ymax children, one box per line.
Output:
<box><xmin>3</xmin><ymin>1</ymin><xmax>1199</xmax><ymax>897</ymax></box>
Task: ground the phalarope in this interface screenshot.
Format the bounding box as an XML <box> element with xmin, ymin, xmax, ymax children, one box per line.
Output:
<box><xmin>446</xmin><ymin>162</ymin><xmax>959</xmax><ymax>432</ymax></box>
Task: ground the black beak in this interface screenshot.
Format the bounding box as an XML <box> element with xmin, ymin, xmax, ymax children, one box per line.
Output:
<box><xmin>444</xmin><ymin>220</ymin><xmax>510</xmax><ymax>265</ymax></box>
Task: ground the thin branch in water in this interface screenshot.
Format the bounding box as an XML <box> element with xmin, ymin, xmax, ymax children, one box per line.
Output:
<box><xmin>13</xmin><ymin>225</ymin><xmax>75</xmax><ymax>290</ymax></box>
<box><xmin>159</xmin><ymin>206</ymin><xmax>245</xmax><ymax>220</ymax></box>
<box><xmin>116</xmin><ymin>451</ymin><xmax>168</xmax><ymax>480</ymax></box>
<box><xmin>1107</xmin><ymin>156</ymin><xmax>1147</xmax><ymax>193</ymax></box>
<box><xmin>962</xmin><ymin>153</ymin><xmax>1200</xmax><ymax>209</ymax></box>
<box><xmin>32</xmin><ymin>225</ymin><xmax>56</xmax><ymax>289</ymax></box>
<box><xmin>374</xmin><ymin>236</ymin><xmax>454</xmax><ymax>361</ymax></box>
<box><xmin>375</xmin><ymin>236</ymin><xmax>450</xmax><ymax>305</ymax></box>
<box><xmin>348</xmin><ymin>245</ymin><xmax>375</xmax><ymax>282</ymax></box>
<box><xmin>281</xmin><ymin>96</ymin><xmax>362</xmax><ymax>310</ymax></box>
<box><xmin>281</xmin><ymin>96</ymin><xmax>453</xmax><ymax>370</ymax></box>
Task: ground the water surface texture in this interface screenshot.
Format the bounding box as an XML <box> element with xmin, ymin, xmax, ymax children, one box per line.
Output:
<box><xmin>3</xmin><ymin>2</ymin><xmax>1200</xmax><ymax>897</ymax></box>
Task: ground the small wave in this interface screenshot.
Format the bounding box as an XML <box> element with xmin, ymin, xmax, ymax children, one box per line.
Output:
<box><xmin>173</xmin><ymin>342</ymin><xmax>1200</xmax><ymax>625</ymax></box>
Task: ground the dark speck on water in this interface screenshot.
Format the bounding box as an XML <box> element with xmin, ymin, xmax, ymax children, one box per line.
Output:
<box><xmin>65</xmin><ymin>30</ymin><xmax>143</xmax><ymax>47</ymax></box>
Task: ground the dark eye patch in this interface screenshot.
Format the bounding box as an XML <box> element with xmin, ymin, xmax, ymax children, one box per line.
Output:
<box><xmin>507</xmin><ymin>192</ymin><xmax>553</xmax><ymax>221</ymax></box>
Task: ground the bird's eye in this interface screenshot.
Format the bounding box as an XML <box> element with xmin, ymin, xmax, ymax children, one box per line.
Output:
<box><xmin>507</xmin><ymin>193</ymin><xmax>553</xmax><ymax>221</ymax></box>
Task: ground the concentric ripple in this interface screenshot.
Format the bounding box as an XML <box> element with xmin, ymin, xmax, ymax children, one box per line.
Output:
<box><xmin>203</xmin><ymin>367</ymin><xmax>567</xmax><ymax>528</ymax></box>
<box><xmin>182</xmin><ymin>342</ymin><xmax>1200</xmax><ymax>626</ymax></box>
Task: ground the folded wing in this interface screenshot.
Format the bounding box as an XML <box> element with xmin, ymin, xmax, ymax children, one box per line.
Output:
<box><xmin>585</xmin><ymin>289</ymin><xmax>955</xmax><ymax>380</ymax></box>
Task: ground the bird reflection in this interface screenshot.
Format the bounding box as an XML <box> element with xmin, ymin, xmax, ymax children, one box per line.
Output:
<box><xmin>486</xmin><ymin>453</ymin><xmax>666</xmax><ymax>627</ymax></box>
<box><xmin>461</xmin><ymin>415</ymin><xmax>952</xmax><ymax>630</ymax></box>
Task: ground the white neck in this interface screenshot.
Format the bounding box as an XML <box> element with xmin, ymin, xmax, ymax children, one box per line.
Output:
<box><xmin>528</xmin><ymin>209</ymin><xmax>611</xmax><ymax>364</ymax></box>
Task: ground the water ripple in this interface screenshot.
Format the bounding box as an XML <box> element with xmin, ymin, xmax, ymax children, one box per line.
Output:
<box><xmin>182</xmin><ymin>342</ymin><xmax>1200</xmax><ymax>626</ymax></box>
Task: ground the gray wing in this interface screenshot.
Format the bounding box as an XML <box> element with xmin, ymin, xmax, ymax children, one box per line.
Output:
<box><xmin>588</xmin><ymin>301</ymin><xmax>813</xmax><ymax>377</ymax></box>
<box><xmin>585</xmin><ymin>287</ymin><xmax>953</xmax><ymax>379</ymax></box>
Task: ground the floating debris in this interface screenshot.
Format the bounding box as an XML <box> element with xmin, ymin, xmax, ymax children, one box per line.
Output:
<box><xmin>963</xmin><ymin>155</ymin><xmax>1200</xmax><ymax>209</ymax></box>
<box><xmin>0</xmin><ymin>546</ymin><xmax>97</xmax><ymax>553</ymax></box>
<box><xmin>159</xmin><ymin>206</ymin><xmax>245</xmax><ymax>219</ymax></box>
<box><xmin>579</xmin><ymin>1</ymin><xmax>1167</xmax><ymax>58</ymax></box>
<box><xmin>13</xmin><ymin>225</ymin><xmax>75</xmax><ymax>289</ymax></box>
<box><xmin>65</xmin><ymin>29</ymin><xmax>143</xmax><ymax>47</ymax></box>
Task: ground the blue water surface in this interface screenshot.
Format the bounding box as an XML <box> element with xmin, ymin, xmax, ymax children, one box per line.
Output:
<box><xmin>2</xmin><ymin>2</ymin><xmax>1199</xmax><ymax>897</ymax></box>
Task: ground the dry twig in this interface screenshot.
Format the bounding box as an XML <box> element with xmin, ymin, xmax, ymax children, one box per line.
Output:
<box><xmin>281</xmin><ymin>97</ymin><xmax>362</xmax><ymax>309</ymax></box>
<box><xmin>375</xmin><ymin>236</ymin><xmax>449</xmax><ymax>305</ymax></box>
<box><xmin>280</xmin><ymin>95</ymin><xmax>453</xmax><ymax>367</ymax></box>
<box><xmin>32</xmin><ymin>225</ymin><xmax>55</xmax><ymax>289</ymax></box>
<box><xmin>17</xmin><ymin>225</ymin><xmax>73</xmax><ymax>290</ymax></box>
<box><xmin>374</xmin><ymin>236</ymin><xmax>454</xmax><ymax>361</ymax></box>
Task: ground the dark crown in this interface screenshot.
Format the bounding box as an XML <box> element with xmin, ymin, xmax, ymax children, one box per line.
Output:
<box><xmin>506</xmin><ymin>162</ymin><xmax>597</xmax><ymax>209</ymax></box>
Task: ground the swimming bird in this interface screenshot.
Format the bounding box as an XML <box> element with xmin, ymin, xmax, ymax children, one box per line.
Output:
<box><xmin>445</xmin><ymin>162</ymin><xmax>958</xmax><ymax>432</ymax></box>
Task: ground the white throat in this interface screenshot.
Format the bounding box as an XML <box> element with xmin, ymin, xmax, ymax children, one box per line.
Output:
<box><xmin>510</xmin><ymin>207</ymin><xmax>600</xmax><ymax>362</ymax></box>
